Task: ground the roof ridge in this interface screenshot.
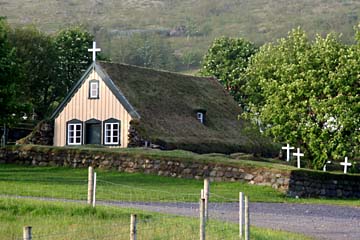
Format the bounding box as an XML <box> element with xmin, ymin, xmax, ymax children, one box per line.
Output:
<box><xmin>97</xmin><ymin>61</ymin><xmax>213</xmax><ymax>80</ymax></box>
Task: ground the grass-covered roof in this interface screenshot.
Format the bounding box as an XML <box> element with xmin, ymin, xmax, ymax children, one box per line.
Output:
<box><xmin>98</xmin><ymin>61</ymin><xmax>277</xmax><ymax>156</ymax></box>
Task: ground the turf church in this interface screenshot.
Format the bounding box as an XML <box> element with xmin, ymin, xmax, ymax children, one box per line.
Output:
<box><xmin>51</xmin><ymin>42</ymin><xmax>274</xmax><ymax>155</ymax></box>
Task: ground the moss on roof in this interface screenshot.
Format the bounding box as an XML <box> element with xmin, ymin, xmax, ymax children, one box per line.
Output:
<box><xmin>98</xmin><ymin>61</ymin><xmax>278</xmax><ymax>156</ymax></box>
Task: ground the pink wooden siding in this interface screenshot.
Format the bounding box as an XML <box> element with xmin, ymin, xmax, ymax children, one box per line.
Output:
<box><xmin>53</xmin><ymin>69</ymin><xmax>132</xmax><ymax>147</ymax></box>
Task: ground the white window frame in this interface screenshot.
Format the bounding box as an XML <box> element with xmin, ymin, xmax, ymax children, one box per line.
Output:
<box><xmin>67</xmin><ymin>123</ymin><xmax>82</xmax><ymax>145</ymax></box>
<box><xmin>197</xmin><ymin>112</ymin><xmax>204</xmax><ymax>124</ymax></box>
<box><xmin>104</xmin><ymin>122</ymin><xmax>119</xmax><ymax>145</ymax></box>
<box><xmin>89</xmin><ymin>81</ymin><xmax>99</xmax><ymax>99</ymax></box>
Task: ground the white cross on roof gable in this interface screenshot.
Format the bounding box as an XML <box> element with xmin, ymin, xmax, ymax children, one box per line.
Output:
<box><xmin>88</xmin><ymin>41</ymin><xmax>101</xmax><ymax>62</ymax></box>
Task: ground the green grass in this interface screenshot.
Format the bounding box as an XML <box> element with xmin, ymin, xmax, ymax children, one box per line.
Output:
<box><xmin>0</xmin><ymin>197</ymin><xmax>312</xmax><ymax>240</ymax></box>
<box><xmin>0</xmin><ymin>164</ymin><xmax>359</xmax><ymax>207</ymax></box>
<box><xmin>0</xmin><ymin>164</ymin><xmax>284</xmax><ymax>202</ymax></box>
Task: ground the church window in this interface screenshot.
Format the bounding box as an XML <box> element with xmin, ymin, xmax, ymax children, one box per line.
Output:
<box><xmin>67</xmin><ymin>120</ymin><xmax>82</xmax><ymax>145</ymax></box>
<box><xmin>89</xmin><ymin>80</ymin><xmax>99</xmax><ymax>99</ymax></box>
<box><xmin>104</xmin><ymin>119</ymin><xmax>120</xmax><ymax>145</ymax></box>
<box><xmin>197</xmin><ymin>112</ymin><xmax>204</xmax><ymax>124</ymax></box>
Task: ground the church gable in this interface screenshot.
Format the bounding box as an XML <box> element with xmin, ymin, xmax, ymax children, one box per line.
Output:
<box><xmin>52</xmin><ymin>63</ymin><xmax>138</xmax><ymax>147</ymax></box>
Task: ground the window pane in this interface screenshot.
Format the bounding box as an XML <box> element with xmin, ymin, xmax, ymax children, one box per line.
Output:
<box><xmin>113</xmin><ymin>137</ymin><xmax>118</xmax><ymax>143</ymax></box>
<box><xmin>68</xmin><ymin>123</ymin><xmax>82</xmax><ymax>145</ymax></box>
<box><xmin>106</xmin><ymin>137</ymin><xmax>111</xmax><ymax>142</ymax></box>
<box><xmin>90</xmin><ymin>82</ymin><xmax>98</xmax><ymax>98</ymax></box>
<box><xmin>113</xmin><ymin>124</ymin><xmax>118</xmax><ymax>130</ymax></box>
<box><xmin>113</xmin><ymin>130</ymin><xmax>118</xmax><ymax>137</ymax></box>
<box><xmin>106</xmin><ymin>124</ymin><xmax>111</xmax><ymax>130</ymax></box>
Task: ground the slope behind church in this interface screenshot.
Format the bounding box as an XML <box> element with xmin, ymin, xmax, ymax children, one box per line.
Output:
<box><xmin>50</xmin><ymin>42</ymin><xmax>275</xmax><ymax>155</ymax></box>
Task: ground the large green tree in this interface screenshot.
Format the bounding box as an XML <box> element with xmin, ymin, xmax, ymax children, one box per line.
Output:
<box><xmin>0</xmin><ymin>18</ymin><xmax>28</xmax><ymax>127</ymax></box>
<box><xmin>244</xmin><ymin>28</ymin><xmax>360</xmax><ymax>169</ymax></box>
<box><xmin>9</xmin><ymin>27</ymin><xmax>58</xmax><ymax>118</ymax></box>
<box><xmin>201</xmin><ymin>37</ymin><xmax>257</xmax><ymax>106</ymax></box>
<box><xmin>54</xmin><ymin>27</ymin><xmax>94</xmax><ymax>96</ymax></box>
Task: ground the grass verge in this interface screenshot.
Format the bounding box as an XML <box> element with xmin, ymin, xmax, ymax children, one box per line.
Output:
<box><xmin>0</xmin><ymin>164</ymin><xmax>359</xmax><ymax>206</ymax></box>
<box><xmin>0</xmin><ymin>197</ymin><xmax>312</xmax><ymax>240</ymax></box>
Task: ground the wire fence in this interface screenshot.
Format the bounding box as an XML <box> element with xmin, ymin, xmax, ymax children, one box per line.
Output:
<box><xmin>1</xmin><ymin>167</ymin><xmax>250</xmax><ymax>240</ymax></box>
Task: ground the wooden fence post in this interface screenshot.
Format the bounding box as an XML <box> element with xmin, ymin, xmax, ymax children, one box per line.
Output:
<box><xmin>88</xmin><ymin>166</ymin><xmax>94</xmax><ymax>205</ymax></box>
<box><xmin>92</xmin><ymin>172</ymin><xmax>97</xmax><ymax>207</ymax></box>
<box><xmin>245</xmin><ymin>196</ymin><xmax>250</xmax><ymax>240</ymax></box>
<box><xmin>130</xmin><ymin>214</ymin><xmax>137</xmax><ymax>240</ymax></box>
<box><xmin>200</xmin><ymin>190</ymin><xmax>206</xmax><ymax>240</ymax></box>
<box><xmin>239</xmin><ymin>192</ymin><xmax>244</xmax><ymax>239</ymax></box>
<box><xmin>23</xmin><ymin>226</ymin><xmax>32</xmax><ymax>240</ymax></box>
<box><xmin>204</xmin><ymin>178</ymin><xmax>210</xmax><ymax>220</ymax></box>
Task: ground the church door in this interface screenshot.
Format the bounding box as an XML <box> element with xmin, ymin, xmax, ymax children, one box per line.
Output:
<box><xmin>85</xmin><ymin>123</ymin><xmax>101</xmax><ymax>145</ymax></box>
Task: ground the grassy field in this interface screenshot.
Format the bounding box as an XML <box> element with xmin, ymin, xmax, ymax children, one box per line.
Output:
<box><xmin>0</xmin><ymin>197</ymin><xmax>312</xmax><ymax>240</ymax></box>
<box><xmin>0</xmin><ymin>164</ymin><xmax>359</xmax><ymax>207</ymax></box>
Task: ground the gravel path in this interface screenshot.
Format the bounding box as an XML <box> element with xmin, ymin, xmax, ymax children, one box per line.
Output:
<box><xmin>5</xmin><ymin>195</ymin><xmax>360</xmax><ymax>240</ymax></box>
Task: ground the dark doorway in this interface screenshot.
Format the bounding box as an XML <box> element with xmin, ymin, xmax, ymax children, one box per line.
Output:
<box><xmin>85</xmin><ymin>123</ymin><xmax>101</xmax><ymax>145</ymax></box>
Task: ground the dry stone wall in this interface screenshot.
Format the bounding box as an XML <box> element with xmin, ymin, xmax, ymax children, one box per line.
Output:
<box><xmin>1</xmin><ymin>146</ymin><xmax>360</xmax><ymax>198</ymax></box>
<box><xmin>288</xmin><ymin>170</ymin><xmax>360</xmax><ymax>198</ymax></box>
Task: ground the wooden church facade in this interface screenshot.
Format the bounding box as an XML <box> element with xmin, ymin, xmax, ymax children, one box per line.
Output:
<box><xmin>51</xmin><ymin>63</ymin><xmax>138</xmax><ymax>148</ymax></box>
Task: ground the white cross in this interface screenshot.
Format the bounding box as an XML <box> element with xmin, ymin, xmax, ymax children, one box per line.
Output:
<box><xmin>282</xmin><ymin>143</ymin><xmax>294</xmax><ymax>162</ymax></box>
<box><xmin>293</xmin><ymin>148</ymin><xmax>304</xmax><ymax>168</ymax></box>
<box><xmin>88</xmin><ymin>41</ymin><xmax>101</xmax><ymax>62</ymax></box>
<box><xmin>340</xmin><ymin>157</ymin><xmax>351</xmax><ymax>174</ymax></box>
<box><xmin>323</xmin><ymin>161</ymin><xmax>332</xmax><ymax>172</ymax></box>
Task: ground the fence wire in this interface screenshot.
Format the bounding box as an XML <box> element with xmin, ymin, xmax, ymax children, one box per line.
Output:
<box><xmin>0</xmin><ymin>170</ymin><xmax>245</xmax><ymax>240</ymax></box>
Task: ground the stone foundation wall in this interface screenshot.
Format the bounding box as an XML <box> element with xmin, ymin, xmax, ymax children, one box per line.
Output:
<box><xmin>288</xmin><ymin>170</ymin><xmax>360</xmax><ymax>198</ymax></box>
<box><xmin>1</xmin><ymin>146</ymin><xmax>360</xmax><ymax>198</ymax></box>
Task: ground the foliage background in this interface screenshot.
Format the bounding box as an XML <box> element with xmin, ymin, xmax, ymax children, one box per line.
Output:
<box><xmin>243</xmin><ymin>28</ymin><xmax>360</xmax><ymax>169</ymax></box>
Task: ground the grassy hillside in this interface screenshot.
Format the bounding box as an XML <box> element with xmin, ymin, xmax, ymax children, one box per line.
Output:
<box><xmin>1</xmin><ymin>0</ymin><xmax>360</xmax><ymax>69</ymax></box>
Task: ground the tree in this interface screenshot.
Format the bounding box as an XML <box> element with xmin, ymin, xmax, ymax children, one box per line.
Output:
<box><xmin>0</xmin><ymin>18</ymin><xmax>28</xmax><ymax>127</ymax></box>
<box><xmin>54</xmin><ymin>27</ymin><xmax>94</xmax><ymax>96</ymax></box>
<box><xmin>201</xmin><ymin>37</ymin><xmax>257</xmax><ymax>106</ymax></box>
<box><xmin>243</xmin><ymin>28</ymin><xmax>360</xmax><ymax>169</ymax></box>
<box><xmin>9</xmin><ymin>26</ymin><xmax>58</xmax><ymax>118</ymax></box>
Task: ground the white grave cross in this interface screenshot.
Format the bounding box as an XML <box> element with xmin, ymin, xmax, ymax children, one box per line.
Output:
<box><xmin>323</xmin><ymin>161</ymin><xmax>332</xmax><ymax>172</ymax></box>
<box><xmin>88</xmin><ymin>41</ymin><xmax>101</xmax><ymax>62</ymax></box>
<box><xmin>282</xmin><ymin>143</ymin><xmax>295</xmax><ymax>162</ymax></box>
<box><xmin>340</xmin><ymin>157</ymin><xmax>351</xmax><ymax>174</ymax></box>
<box><xmin>293</xmin><ymin>148</ymin><xmax>304</xmax><ymax>168</ymax></box>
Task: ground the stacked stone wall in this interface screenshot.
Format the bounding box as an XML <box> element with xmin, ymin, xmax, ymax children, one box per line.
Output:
<box><xmin>1</xmin><ymin>146</ymin><xmax>359</xmax><ymax>198</ymax></box>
